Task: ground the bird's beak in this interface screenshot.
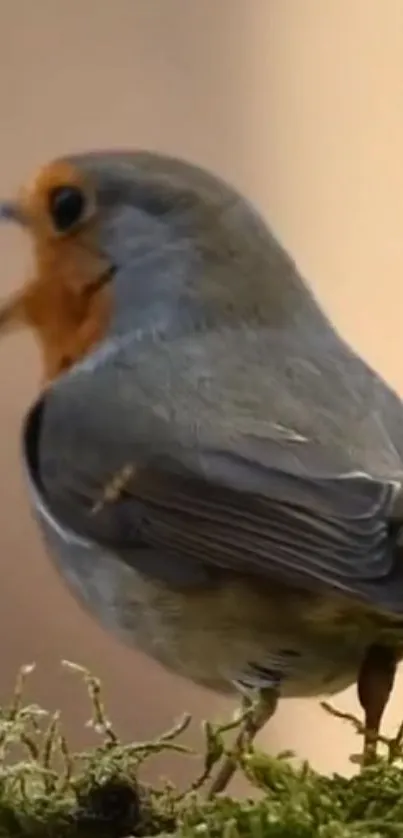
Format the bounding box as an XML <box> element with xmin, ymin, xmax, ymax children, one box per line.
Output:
<box><xmin>0</xmin><ymin>200</ymin><xmax>27</xmax><ymax>226</ymax></box>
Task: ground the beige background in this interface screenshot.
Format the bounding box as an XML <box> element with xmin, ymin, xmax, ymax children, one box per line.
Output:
<box><xmin>0</xmin><ymin>0</ymin><xmax>402</xmax><ymax>789</ymax></box>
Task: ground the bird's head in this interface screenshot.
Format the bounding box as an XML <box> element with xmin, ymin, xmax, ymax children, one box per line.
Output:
<box><xmin>0</xmin><ymin>150</ymin><xmax>318</xmax><ymax>384</ymax></box>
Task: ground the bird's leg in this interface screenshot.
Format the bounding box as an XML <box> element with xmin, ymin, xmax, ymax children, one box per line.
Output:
<box><xmin>207</xmin><ymin>686</ymin><xmax>279</xmax><ymax>797</ymax></box>
<box><xmin>357</xmin><ymin>643</ymin><xmax>397</xmax><ymax>766</ymax></box>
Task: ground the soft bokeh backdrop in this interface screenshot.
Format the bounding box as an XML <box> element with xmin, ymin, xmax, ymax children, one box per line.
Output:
<box><xmin>0</xmin><ymin>0</ymin><xmax>402</xmax><ymax>790</ymax></box>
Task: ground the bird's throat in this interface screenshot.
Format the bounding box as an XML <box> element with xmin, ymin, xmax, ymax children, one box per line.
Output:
<box><xmin>26</xmin><ymin>274</ymin><xmax>113</xmax><ymax>382</ymax></box>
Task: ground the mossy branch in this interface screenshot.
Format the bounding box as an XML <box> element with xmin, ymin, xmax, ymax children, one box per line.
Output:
<box><xmin>0</xmin><ymin>663</ymin><xmax>402</xmax><ymax>836</ymax></box>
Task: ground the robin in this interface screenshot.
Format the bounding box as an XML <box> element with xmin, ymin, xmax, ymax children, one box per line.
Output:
<box><xmin>0</xmin><ymin>150</ymin><xmax>403</xmax><ymax>792</ymax></box>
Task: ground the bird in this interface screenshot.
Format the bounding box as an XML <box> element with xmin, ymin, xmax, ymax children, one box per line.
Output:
<box><xmin>1</xmin><ymin>149</ymin><xmax>403</xmax><ymax>791</ymax></box>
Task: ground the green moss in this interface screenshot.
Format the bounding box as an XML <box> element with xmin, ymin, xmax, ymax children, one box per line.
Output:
<box><xmin>0</xmin><ymin>662</ymin><xmax>402</xmax><ymax>837</ymax></box>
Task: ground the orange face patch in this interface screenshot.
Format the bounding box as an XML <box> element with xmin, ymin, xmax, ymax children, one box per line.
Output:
<box><xmin>0</xmin><ymin>160</ymin><xmax>114</xmax><ymax>382</ymax></box>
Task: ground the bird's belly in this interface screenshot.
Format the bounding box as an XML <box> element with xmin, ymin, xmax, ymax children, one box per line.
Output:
<box><xmin>40</xmin><ymin>519</ymin><xmax>381</xmax><ymax>700</ymax></box>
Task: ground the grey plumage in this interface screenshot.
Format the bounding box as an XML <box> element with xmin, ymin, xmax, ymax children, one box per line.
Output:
<box><xmin>15</xmin><ymin>150</ymin><xmax>403</xmax><ymax>700</ymax></box>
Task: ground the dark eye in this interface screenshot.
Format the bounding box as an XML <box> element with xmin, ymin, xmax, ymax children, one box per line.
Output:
<box><xmin>48</xmin><ymin>185</ymin><xmax>86</xmax><ymax>233</ymax></box>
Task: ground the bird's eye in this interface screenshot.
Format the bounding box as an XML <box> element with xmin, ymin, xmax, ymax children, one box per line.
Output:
<box><xmin>48</xmin><ymin>184</ymin><xmax>86</xmax><ymax>233</ymax></box>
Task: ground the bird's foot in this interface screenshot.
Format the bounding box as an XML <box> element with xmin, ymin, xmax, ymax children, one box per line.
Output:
<box><xmin>207</xmin><ymin>687</ymin><xmax>278</xmax><ymax>797</ymax></box>
<box><xmin>357</xmin><ymin>643</ymin><xmax>397</xmax><ymax>767</ymax></box>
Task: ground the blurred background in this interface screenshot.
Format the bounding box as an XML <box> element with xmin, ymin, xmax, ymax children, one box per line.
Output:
<box><xmin>0</xmin><ymin>0</ymin><xmax>402</xmax><ymax>791</ymax></box>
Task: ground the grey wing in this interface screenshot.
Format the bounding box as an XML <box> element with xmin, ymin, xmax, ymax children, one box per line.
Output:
<box><xmin>23</xmin><ymin>391</ymin><xmax>403</xmax><ymax>616</ymax></box>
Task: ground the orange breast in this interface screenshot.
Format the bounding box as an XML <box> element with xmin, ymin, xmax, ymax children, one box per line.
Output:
<box><xmin>23</xmin><ymin>279</ymin><xmax>111</xmax><ymax>381</ymax></box>
<box><xmin>21</xmin><ymin>233</ymin><xmax>112</xmax><ymax>381</ymax></box>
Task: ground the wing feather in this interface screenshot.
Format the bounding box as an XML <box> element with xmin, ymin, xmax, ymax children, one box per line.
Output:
<box><xmin>25</xmin><ymin>395</ymin><xmax>403</xmax><ymax>614</ymax></box>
